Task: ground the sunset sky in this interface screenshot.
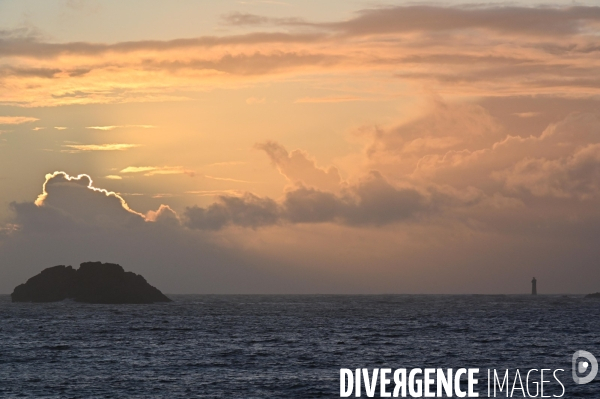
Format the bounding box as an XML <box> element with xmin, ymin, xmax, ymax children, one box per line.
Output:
<box><xmin>1</xmin><ymin>0</ymin><xmax>600</xmax><ymax>294</ymax></box>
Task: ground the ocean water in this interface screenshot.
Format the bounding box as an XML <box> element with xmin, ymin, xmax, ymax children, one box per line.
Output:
<box><xmin>0</xmin><ymin>294</ymin><xmax>599</xmax><ymax>398</ymax></box>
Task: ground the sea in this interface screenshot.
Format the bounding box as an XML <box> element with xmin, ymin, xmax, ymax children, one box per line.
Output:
<box><xmin>0</xmin><ymin>294</ymin><xmax>599</xmax><ymax>398</ymax></box>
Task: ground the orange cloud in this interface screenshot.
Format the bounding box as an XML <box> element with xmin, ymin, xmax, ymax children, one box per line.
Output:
<box><xmin>0</xmin><ymin>116</ymin><xmax>39</xmax><ymax>124</ymax></box>
<box><xmin>186</xmin><ymin>190</ymin><xmax>244</xmax><ymax>197</ymax></box>
<box><xmin>294</xmin><ymin>96</ymin><xmax>363</xmax><ymax>103</ymax></box>
<box><xmin>120</xmin><ymin>166</ymin><xmax>195</xmax><ymax>177</ymax></box>
<box><xmin>204</xmin><ymin>175</ymin><xmax>253</xmax><ymax>183</ymax></box>
<box><xmin>2</xmin><ymin>5</ymin><xmax>599</xmax><ymax>106</ymax></box>
<box><xmin>86</xmin><ymin>125</ymin><xmax>156</xmax><ymax>130</ymax></box>
<box><xmin>256</xmin><ymin>141</ymin><xmax>341</xmax><ymax>191</ymax></box>
<box><xmin>63</xmin><ymin>144</ymin><xmax>140</xmax><ymax>152</ymax></box>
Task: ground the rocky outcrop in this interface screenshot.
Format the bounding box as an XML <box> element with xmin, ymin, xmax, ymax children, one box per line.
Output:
<box><xmin>11</xmin><ymin>262</ymin><xmax>172</xmax><ymax>304</ymax></box>
<box><xmin>585</xmin><ymin>292</ymin><xmax>600</xmax><ymax>299</ymax></box>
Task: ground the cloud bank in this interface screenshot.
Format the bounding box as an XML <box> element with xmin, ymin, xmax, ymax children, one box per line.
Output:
<box><xmin>184</xmin><ymin>171</ymin><xmax>433</xmax><ymax>230</ymax></box>
<box><xmin>2</xmin><ymin>5</ymin><xmax>600</xmax><ymax>105</ymax></box>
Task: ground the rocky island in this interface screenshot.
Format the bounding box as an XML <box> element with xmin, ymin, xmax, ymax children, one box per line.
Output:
<box><xmin>11</xmin><ymin>262</ymin><xmax>172</xmax><ymax>304</ymax></box>
<box><xmin>585</xmin><ymin>292</ymin><xmax>600</xmax><ymax>299</ymax></box>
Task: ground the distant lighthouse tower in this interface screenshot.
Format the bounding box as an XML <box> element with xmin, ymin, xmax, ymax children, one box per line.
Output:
<box><xmin>531</xmin><ymin>277</ymin><xmax>537</xmax><ymax>295</ymax></box>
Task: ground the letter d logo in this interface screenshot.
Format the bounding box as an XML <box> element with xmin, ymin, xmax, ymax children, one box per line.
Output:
<box><xmin>572</xmin><ymin>350</ymin><xmax>598</xmax><ymax>384</ymax></box>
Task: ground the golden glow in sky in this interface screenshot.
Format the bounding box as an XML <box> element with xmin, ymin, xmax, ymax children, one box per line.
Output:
<box><xmin>1</xmin><ymin>1</ymin><xmax>600</xmax><ymax>294</ymax></box>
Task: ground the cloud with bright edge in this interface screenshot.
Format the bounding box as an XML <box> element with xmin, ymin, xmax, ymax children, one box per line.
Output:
<box><xmin>2</xmin><ymin>172</ymin><xmax>307</xmax><ymax>294</ymax></box>
<box><xmin>34</xmin><ymin>172</ymin><xmax>144</xmax><ymax>217</ymax></box>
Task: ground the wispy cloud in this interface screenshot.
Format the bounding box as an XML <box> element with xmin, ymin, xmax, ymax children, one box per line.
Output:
<box><xmin>54</xmin><ymin>127</ymin><xmax>67</xmax><ymax>130</ymax></box>
<box><xmin>0</xmin><ymin>116</ymin><xmax>38</xmax><ymax>124</ymax></box>
<box><xmin>62</xmin><ymin>143</ymin><xmax>140</xmax><ymax>152</ymax></box>
<box><xmin>86</xmin><ymin>125</ymin><xmax>156</xmax><ymax>130</ymax></box>
<box><xmin>513</xmin><ymin>112</ymin><xmax>541</xmax><ymax>118</ymax></box>
<box><xmin>222</xmin><ymin>12</ymin><xmax>270</xmax><ymax>26</ymax></box>
<box><xmin>147</xmin><ymin>169</ymin><xmax>194</xmax><ymax>177</ymax></box>
<box><xmin>205</xmin><ymin>161</ymin><xmax>246</xmax><ymax>167</ymax></box>
<box><xmin>294</xmin><ymin>96</ymin><xmax>363</xmax><ymax>104</ymax></box>
<box><xmin>120</xmin><ymin>166</ymin><xmax>157</xmax><ymax>173</ymax></box>
<box><xmin>120</xmin><ymin>166</ymin><xmax>195</xmax><ymax>177</ymax></box>
<box><xmin>204</xmin><ymin>175</ymin><xmax>254</xmax><ymax>183</ymax></box>
<box><xmin>104</xmin><ymin>175</ymin><xmax>123</xmax><ymax>180</ymax></box>
<box><xmin>186</xmin><ymin>189</ymin><xmax>244</xmax><ymax>196</ymax></box>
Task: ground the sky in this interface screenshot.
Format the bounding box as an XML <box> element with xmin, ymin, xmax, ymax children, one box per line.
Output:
<box><xmin>1</xmin><ymin>0</ymin><xmax>600</xmax><ymax>294</ymax></box>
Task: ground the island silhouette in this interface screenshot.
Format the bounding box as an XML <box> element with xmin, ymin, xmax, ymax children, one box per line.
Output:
<box><xmin>11</xmin><ymin>262</ymin><xmax>171</xmax><ymax>304</ymax></box>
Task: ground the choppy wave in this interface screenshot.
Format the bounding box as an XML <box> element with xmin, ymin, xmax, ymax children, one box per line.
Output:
<box><xmin>0</xmin><ymin>295</ymin><xmax>598</xmax><ymax>397</ymax></box>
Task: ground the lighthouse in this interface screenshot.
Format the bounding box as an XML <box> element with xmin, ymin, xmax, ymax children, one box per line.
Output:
<box><xmin>531</xmin><ymin>277</ymin><xmax>537</xmax><ymax>295</ymax></box>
